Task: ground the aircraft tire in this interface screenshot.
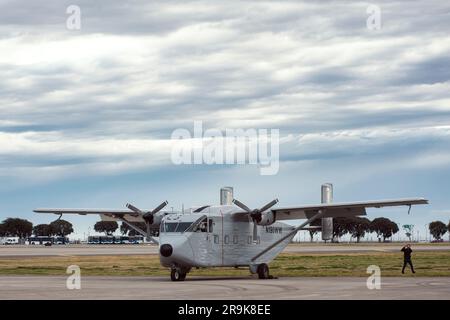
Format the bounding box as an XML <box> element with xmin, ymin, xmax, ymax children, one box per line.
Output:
<box><xmin>171</xmin><ymin>269</ymin><xmax>187</xmax><ymax>281</ymax></box>
<box><xmin>257</xmin><ymin>263</ymin><xmax>269</xmax><ymax>279</ymax></box>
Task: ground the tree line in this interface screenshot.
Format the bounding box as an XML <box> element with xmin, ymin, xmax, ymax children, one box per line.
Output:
<box><xmin>309</xmin><ymin>217</ymin><xmax>450</xmax><ymax>242</ymax></box>
<box><xmin>428</xmin><ymin>221</ymin><xmax>449</xmax><ymax>241</ymax></box>
<box><xmin>91</xmin><ymin>218</ymin><xmax>450</xmax><ymax>241</ymax></box>
<box><xmin>308</xmin><ymin>217</ymin><xmax>399</xmax><ymax>243</ymax></box>
<box><xmin>94</xmin><ymin>221</ymin><xmax>159</xmax><ymax>237</ymax></box>
<box><xmin>1</xmin><ymin>217</ymin><xmax>449</xmax><ymax>242</ymax></box>
<box><xmin>0</xmin><ymin>218</ymin><xmax>74</xmax><ymax>242</ymax></box>
<box><xmin>0</xmin><ymin>218</ymin><xmax>157</xmax><ymax>240</ymax></box>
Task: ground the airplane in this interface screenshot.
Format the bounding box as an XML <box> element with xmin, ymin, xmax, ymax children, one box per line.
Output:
<box><xmin>34</xmin><ymin>186</ymin><xmax>428</xmax><ymax>281</ymax></box>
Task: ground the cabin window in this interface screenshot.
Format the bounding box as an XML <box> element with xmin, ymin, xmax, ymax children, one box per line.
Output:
<box><xmin>214</xmin><ymin>234</ymin><xmax>219</xmax><ymax>244</ymax></box>
<box><xmin>224</xmin><ymin>235</ymin><xmax>229</xmax><ymax>244</ymax></box>
<box><xmin>208</xmin><ymin>219</ymin><xmax>214</xmax><ymax>233</ymax></box>
<box><xmin>233</xmin><ymin>235</ymin><xmax>238</xmax><ymax>244</ymax></box>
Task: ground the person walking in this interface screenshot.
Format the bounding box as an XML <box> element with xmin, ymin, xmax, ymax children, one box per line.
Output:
<box><xmin>401</xmin><ymin>243</ymin><xmax>415</xmax><ymax>274</ymax></box>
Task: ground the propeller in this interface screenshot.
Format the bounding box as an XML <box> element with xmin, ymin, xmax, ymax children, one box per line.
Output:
<box><xmin>126</xmin><ymin>201</ymin><xmax>168</xmax><ymax>239</ymax></box>
<box><xmin>232</xmin><ymin>198</ymin><xmax>279</xmax><ymax>241</ymax></box>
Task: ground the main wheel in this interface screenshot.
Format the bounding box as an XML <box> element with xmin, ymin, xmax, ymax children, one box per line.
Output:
<box><xmin>257</xmin><ymin>263</ymin><xmax>269</xmax><ymax>279</ymax></box>
<box><xmin>170</xmin><ymin>269</ymin><xmax>186</xmax><ymax>281</ymax></box>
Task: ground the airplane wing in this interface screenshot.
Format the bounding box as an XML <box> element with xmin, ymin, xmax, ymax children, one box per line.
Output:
<box><xmin>33</xmin><ymin>208</ymin><xmax>146</xmax><ymax>222</ymax></box>
<box><xmin>271</xmin><ymin>198</ymin><xmax>428</xmax><ymax>220</ymax></box>
<box><xmin>34</xmin><ymin>201</ymin><xmax>170</xmax><ymax>223</ymax></box>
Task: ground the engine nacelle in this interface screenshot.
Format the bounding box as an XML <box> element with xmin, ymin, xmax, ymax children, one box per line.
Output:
<box><xmin>257</xmin><ymin>211</ymin><xmax>276</xmax><ymax>226</ymax></box>
<box><xmin>152</xmin><ymin>212</ymin><xmax>167</xmax><ymax>226</ymax></box>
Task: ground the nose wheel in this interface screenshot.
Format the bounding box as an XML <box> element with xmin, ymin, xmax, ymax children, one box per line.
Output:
<box><xmin>170</xmin><ymin>268</ymin><xmax>187</xmax><ymax>281</ymax></box>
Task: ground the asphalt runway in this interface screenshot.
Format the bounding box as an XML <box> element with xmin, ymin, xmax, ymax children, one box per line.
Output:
<box><xmin>0</xmin><ymin>276</ymin><xmax>449</xmax><ymax>299</ymax></box>
<box><xmin>0</xmin><ymin>244</ymin><xmax>449</xmax><ymax>257</ymax></box>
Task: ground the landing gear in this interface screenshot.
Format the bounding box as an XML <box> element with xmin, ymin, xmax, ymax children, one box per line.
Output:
<box><xmin>170</xmin><ymin>268</ymin><xmax>186</xmax><ymax>281</ymax></box>
<box><xmin>257</xmin><ymin>263</ymin><xmax>270</xmax><ymax>279</ymax></box>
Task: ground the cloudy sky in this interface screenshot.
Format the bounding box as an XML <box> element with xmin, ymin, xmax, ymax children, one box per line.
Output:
<box><xmin>1</xmin><ymin>0</ymin><xmax>449</xmax><ymax>240</ymax></box>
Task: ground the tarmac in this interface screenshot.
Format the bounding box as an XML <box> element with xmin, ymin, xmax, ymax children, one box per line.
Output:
<box><xmin>1</xmin><ymin>244</ymin><xmax>449</xmax><ymax>300</ymax></box>
<box><xmin>1</xmin><ymin>243</ymin><xmax>449</xmax><ymax>257</ymax></box>
<box><xmin>0</xmin><ymin>276</ymin><xmax>449</xmax><ymax>299</ymax></box>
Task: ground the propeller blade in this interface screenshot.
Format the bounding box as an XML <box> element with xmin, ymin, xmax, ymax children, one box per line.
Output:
<box><xmin>233</xmin><ymin>198</ymin><xmax>278</xmax><ymax>233</ymax></box>
<box><xmin>232</xmin><ymin>199</ymin><xmax>252</xmax><ymax>212</ymax></box>
<box><xmin>152</xmin><ymin>200</ymin><xmax>168</xmax><ymax>215</ymax></box>
<box><xmin>259</xmin><ymin>199</ymin><xmax>279</xmax><ymax>213</ymax></box>
<box><xmin>146</xmin><ymin>221</ymin><xmax>151</xmax><ymax>242</ymax></box>
<box><xmin>126</xmin><ymin>203</ymin><xmax>142</xmax><ymax>214</ymax></box>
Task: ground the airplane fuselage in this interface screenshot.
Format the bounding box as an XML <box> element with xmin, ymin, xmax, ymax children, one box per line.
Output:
<box><xmin>158</xmin><ymin>205</ymin><xmax>295</xmax><ymax>271</ymax></box>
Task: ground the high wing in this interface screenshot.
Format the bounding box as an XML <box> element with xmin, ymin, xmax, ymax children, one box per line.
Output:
<box><xmin>33</xmin><ymin>208</ymin><xmax>145</xmax><ymax>222</ymax></box>
<box><xmin>271</xmin><ymin>198</ymin><xmax>428</xmax><ymax>220</ymax></box>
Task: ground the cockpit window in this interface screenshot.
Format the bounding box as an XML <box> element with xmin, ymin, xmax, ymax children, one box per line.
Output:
<box><xmin>162</xmin><ymin>222</ymin><xmax>193</xmax><ymax>233</ymax></box>
<box><xmin>185</xmin><ymin>215</ymin><xmax>208</xmax><ymax>233</ymax></box>
<box><xmin>161</xmin><ymin>215</ymin><xmax>208</xmax><ymax>233</ymax></box>
<box><xmin>193</xmin><ymin>217</ymin><xmax>208</xmax><ymax>232</ymax></box>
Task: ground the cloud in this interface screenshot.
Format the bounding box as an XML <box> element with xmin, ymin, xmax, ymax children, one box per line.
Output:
<box><xmin>0</xmin><ymin>0</ymin><xmax>449</xmax><ymax>184</ymax></box>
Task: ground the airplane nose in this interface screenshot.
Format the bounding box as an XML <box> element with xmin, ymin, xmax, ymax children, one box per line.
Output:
<box><xmin>160</xmin><ymin>244</ymin><xmax>173</xmax><ymax>257</ymax></box>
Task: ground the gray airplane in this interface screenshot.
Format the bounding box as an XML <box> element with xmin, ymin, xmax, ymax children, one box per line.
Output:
<box><xmin>34</xmin><ymin>185</ymin><xmax>428</xmax><ymax>281</ymax></box>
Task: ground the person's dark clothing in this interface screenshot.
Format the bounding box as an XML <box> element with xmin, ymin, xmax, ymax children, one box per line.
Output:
<box><xmin>401</xmin><ymin>247</ymin><xmax>415</xmax><ymax>273</ymax></box>
<box><xmin>401</xmin><ymin>247</ymin><xmax>412</xmax><ymax>259</ymax></box>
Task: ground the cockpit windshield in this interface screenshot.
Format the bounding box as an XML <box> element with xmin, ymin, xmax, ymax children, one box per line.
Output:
<box><xmin>162</xmin><ymin>222</ymin><xmax>193</xmax><ymax>233</ymax></box>
<box><xmin>160</xmin><ymin>215</ymin><xmax>208</xmax><ymax>233</ymax></box>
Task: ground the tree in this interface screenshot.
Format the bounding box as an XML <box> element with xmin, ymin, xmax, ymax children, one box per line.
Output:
<box><xmin>348</xmin><ymin>217</ymin><xmax>371</xmax><ymax>243</ymax></box>
<box><xmin>120</xmin><ymin>222</ymin><xmax>129</xmax><ymax>235</ymax></box>
<box><xmin>370</xmin><ymin>217</ymin><xmax>399</xmax><ymax>242</ymax></box>
<box><xmin>332</xmin><ymin>217</ymin><xmax>353</xmax><ymax>242</ymax></box>
<box><xmin>94</xmin><ymin>221</ymin><xmax>118</xmax><ymax>236</ymax></box>
<box><xmin>49</xmin><ymin>220</ymin><xmax>74</xmax><ymax>243</ymax></box>
<box><xmin>402</xmin><ymin>224</ymin><xmax>414</xmax><ymax>242</ymax></box>
<box><xmin>0</xmin><ymin>218</ymin><xmax>33</xmax><ymax>241</ymax></box>
<box><xmin>308</xmin><ymin>219</ymin><xmax>321</xmax><ymax>242</ymax></box>
<box><xmin>390</xmin><ymin>221</ymin><xmax>399</xmax><ymax>240</ymax></box>
<box><xmin>33</xmin><ymin>224</ymin><xmax>53</xmax><ymax>236</ymax></box>
<box><xmin>448</xmin><ymin>221</ymin><xmax>450</xmax><ymax>242</ymax></box>
<box><xmin>429</xmin><ymin>221</ymin><xmax>447</xmax><ymax>241</ymax></box>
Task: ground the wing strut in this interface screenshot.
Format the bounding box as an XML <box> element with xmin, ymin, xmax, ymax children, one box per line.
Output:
<box><xmin>251</xmin><ymin>210</ymin><xmax>326</xmax><ymax>262</ymax></box>
<box><xmin>115</xmin><ymin>216</ymin><xmax>159</xmax><ymax>245</ymax></box>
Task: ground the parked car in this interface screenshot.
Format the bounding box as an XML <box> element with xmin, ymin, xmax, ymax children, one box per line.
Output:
<box><xmin>2</xmin><ymin>237</ymin><xmax>20</xmax><ymax>245</ymax></box>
